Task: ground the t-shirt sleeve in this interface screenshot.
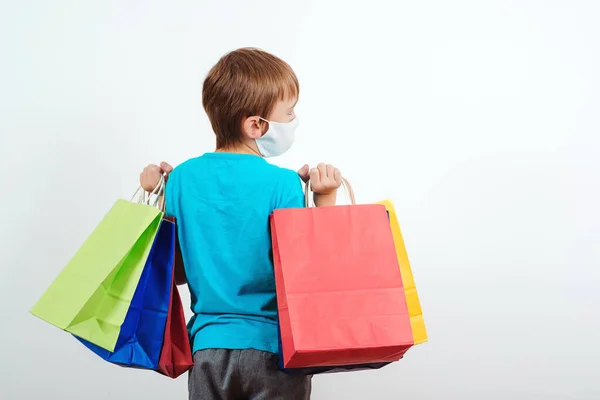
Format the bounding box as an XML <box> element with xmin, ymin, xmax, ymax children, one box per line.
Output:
<box><xmin>276</xmin><ymin>169</ymin><xmax>305</xmax><ymax>209</ymax></box>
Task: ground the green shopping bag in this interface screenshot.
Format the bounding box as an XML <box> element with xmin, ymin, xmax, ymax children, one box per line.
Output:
<box><xmin>30</xmin><ymin>180</ymin><xmax>165</xmax><ymax>352</ymax></box>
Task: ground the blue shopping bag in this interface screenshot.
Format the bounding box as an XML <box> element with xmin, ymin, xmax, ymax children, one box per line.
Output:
<box><xmin>74</xmin><ymin>218</ymin><xmax>176</xmax><ymax>369</ymax></box>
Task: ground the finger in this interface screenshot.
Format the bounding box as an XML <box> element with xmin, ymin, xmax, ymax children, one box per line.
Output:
<box><xmin>298</xmin><ymin>164</ymin><xmax>309</xmax><ymax>174</ymax></box>
<box><xmin>317</xmin><ymin>163</ymin><xmax>327</xmax><ymax>180</ymax></box>
<box><xmin>326</xmin><ymin>164</ymin><xmax>334</xmax><ymax>180</ymax></box>
<box><xmin>297</xmin><ymin>164</ymin><xmax>310</xmax><ymax>182</ymax></box>
<box><xmin>309</xmin><ymin>167</ymin><xmax>320</xmax><ymax>190</ymax></box>
<box><xmin>160</xmin><ymin>162</ymin><xmax>174</xmax><ymax>174</ymax></box>
<box><xmin>141</xmin><ymin>171</ymin><xmax>152</xmax><ymax>191</ymax></box>
<box><xmin>334</xmin><ymin>168</ymin><xmax>342</xmax><ymax>185</ymax></box>
<box><xmin>150</xmin><ymin>165</ymin><xmax>162</xmax><ymax>183</ymax></box>
<box><xmin>142</xmin><ymin>165</ymin><xmax>161</xmax><ymax>190</ymax></box>
<box><xmin>144</xmin><ymin>165</ymin><xmax>160</xmax><ymax>181</ymax></box>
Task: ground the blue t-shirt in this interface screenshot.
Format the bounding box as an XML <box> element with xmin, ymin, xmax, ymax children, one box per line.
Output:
<box><xmin>165</xmin><ymin>152</ymin><xmax>305</xmax><ymax>355</ymax></box>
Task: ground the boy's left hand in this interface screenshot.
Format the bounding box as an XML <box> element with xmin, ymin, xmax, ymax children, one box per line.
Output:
<box><xmin>297</xmin><ymin>163</ymin><xmax>342</xmax><ymax>194</ymax></box>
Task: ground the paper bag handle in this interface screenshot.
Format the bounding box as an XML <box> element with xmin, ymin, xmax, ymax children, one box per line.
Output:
<box><xmin>131</xmin><ymin>174</ymin><xmax>166</xmax><ymax>211</ymax></box>
<box><xmin>304</xmin><ymin>177</ymin><xmax>356</xmax><ymax>207</ymax></box>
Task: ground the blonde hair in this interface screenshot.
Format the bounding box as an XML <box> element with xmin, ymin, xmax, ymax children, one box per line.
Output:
<box><xmin>202</xmin><ymin>47</ymin><xmax>299</xmax><ymax>149</ymax></box>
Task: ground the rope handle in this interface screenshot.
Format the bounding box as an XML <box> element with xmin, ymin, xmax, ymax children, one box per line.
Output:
<box><xmin>131</xmin><ymin>174</ymin><xmax>166</xmax><ymax>211</ymax></box>
<box><xmin>304</xmin><ymin>177</ymin><xmax>356</xmax><ymax>207</ymax></box>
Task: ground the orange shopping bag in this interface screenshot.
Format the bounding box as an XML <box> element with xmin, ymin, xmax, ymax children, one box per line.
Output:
<box><xmin>377</xmin><ymin>199</ymin><xmax>427</xmax><ymax>345</ymax></box>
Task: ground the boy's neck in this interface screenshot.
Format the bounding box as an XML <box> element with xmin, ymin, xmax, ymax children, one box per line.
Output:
<box><xmin>216</xmin><ymin>142</ymin><xmax>262</xmax><ymax>157</ymax></box>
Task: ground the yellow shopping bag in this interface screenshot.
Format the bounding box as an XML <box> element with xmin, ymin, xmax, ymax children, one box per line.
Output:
<box><xmin>377</xmin><ymin>199</ymin><xmax>428</xmax><ymax>345</ymax></box>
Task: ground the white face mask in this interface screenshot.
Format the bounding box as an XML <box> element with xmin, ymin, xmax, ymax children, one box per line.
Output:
<box><xmin>255</xmin><ymin>117</ymin><xmax>299</xmax><ymax>158</ymax></box>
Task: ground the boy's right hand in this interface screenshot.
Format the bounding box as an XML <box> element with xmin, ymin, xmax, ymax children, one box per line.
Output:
<box><xmin>140</xmin><ymin>162</ymin><xmax>173</xmax><ymax>192</ymax></box>
<box><xmin>297</xmin><ymin>163</ymin><xmax>342</xmax><ymax>207</ymax></box>
<box><xmin>297</xmin><ymin>163</ymin><xmax>342</xmax><ymax>194</ymax></box>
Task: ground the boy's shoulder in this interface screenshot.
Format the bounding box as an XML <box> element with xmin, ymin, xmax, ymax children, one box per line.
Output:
<box><xmin>267</xmin><ymin>163</ymin><xmax>300</xmax><ymax>181</ymax></box>
<box><xmin>263</xmin><ymin>163</ymin><xmax>304</xmax><ymax>193</ymax></box>
<box><xmin>171</xmin><ymin>155</ymin><xmax>205</xmax><ymax>172</ymax></box>
<box><xmin>168</xmin><ymin>155</ymin><xmax>215</xmax><ymax>180</ymax></box>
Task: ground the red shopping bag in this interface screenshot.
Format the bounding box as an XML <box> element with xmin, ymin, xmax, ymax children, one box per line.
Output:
<box><xmin>271</xmin><ymin>180</ymin><xmax>414</xmax><ymax>369</ymax></box>
<box><xmin>157</xmin><ymin>218</ymin><xmax>194</xmax><ymax>379</ymax></box>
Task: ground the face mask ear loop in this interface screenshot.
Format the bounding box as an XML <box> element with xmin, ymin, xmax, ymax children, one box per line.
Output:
<box><xmin>257</xmin><ymin>117</ymin><xmax>269</xmax><ymax>135</ymax></box>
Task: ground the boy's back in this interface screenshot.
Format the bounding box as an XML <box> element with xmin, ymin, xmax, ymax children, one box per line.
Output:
<box><xmin>166</xmin><ymin>152</ymin><xmax>304</xmax><ymax>355</ymax></box>
<box><xmin>140</xmin><ymin>47</ymin><xmax>341</xmax><ymax>399</ymax></box>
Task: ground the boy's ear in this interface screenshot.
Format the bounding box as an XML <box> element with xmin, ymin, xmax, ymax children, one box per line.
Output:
<box><xmin>242</xmin><ymin>116</ymin><xmax>266</xmax><ymax>139</ymax></box>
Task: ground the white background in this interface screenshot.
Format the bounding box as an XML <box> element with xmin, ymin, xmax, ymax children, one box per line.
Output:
<box><xmin>1</xmin><ymin>1</ymin><xmax>599</xmax><ymax>399</ymax></box>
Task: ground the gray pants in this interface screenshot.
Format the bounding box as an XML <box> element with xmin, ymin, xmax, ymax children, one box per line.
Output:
<box><xmin>188</xmin><ymin>349</ymin><xmax>312</xmax><ymax>400</ymax></box>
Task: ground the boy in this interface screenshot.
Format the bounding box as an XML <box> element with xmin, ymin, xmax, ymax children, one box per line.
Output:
<box><xmin>140</xmin><ymin>47</ymin><xmax>342</xmax><ymax>399</ymax></box>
